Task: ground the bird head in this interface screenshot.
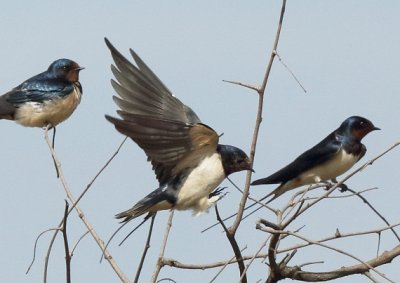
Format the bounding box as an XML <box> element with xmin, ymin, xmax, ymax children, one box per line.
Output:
<box><xmin>48</xmin><ymin>59</ymin><xmax>84</xmax><ymax>82</ymax></box>
<box><xmin>217</xmin><ymin>144</ymin><xmax>253</xmax><ymax>176</ymax></box>
<box><xmin>340</xmin><ymin>116</ymin><xmax>380</xmax><ymax>141</ymax></box>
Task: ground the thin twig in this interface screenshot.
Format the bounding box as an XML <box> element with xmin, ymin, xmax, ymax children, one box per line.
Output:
<box><xmin>259</xmin><ymin>227</ymin><xmax>396</xmax><ymax>283</ymax></box>
<box><xmin>364</xmin><ymin>271</ymin><xmax>380</xmax><ymax>283</ymax></box>
<box><xmin>150</xmin><ymin>211</ymin><xmax>174</xmax><ymax>283</ymax></box>
<box><xmin>222</xmin><ymin>80</ymin><xmax>259</xmax><ymax>92</ymax></box>
<box><xmin>134</xmin><ymin>215</ymin><xmax>156</xmax><ymax>283</ymax></box>
<box><xmin>298</xmin><ymin>261</ymin><xmax>323</xmax><ymax>268</ymax></box>
<box><xmin>209</xmin><ymin>247</ymin><xmax>247</xmax><ymax>283</ymax></box>
<box><xmin>61</xmin><ymin>200</ymin><xmax>71</xmax><ymax>283</ymax></box>
<box><xmin>70</xmin><ymin>230</ymin><xmax>90</xmax><ymax>256</ymax></box>
<box><xmin>345</xmin><ymin>187</ymin><xmax>400</xmax><ymax>243</ymax></box>
<box><xmin>44</xmin><ymin>137</ymin><xmax>128</xmax><ymax>280</ymax></box>
<box><xmin>277</xmin><ymin>222</ymin><xmax>400</xmax><ymax>254</ymax></box>
<box><xmin>275</xmin><ymin>51</ymin><xmax>307</xmax><ymax>93</ymax></box>
<box><xmin>161</xmin><ymin>251</ymin><xmax>271</xmax><ymax>271</ymax></box>
<box><xmin>237</xmin><ymin>235</ymin><xmax>271</xmax><ymax>283</ymax></box>
<box><xmin>215</xmin><ymin>205</ymin><xmax>247</xmax><ymax>283</ymax></box>
<box><xmin>230</xmin><ymin>0</ymin><xmax>288</xmax><ymax>235</ymax></box>
<box><xmin>43</xmin><ymin>128</ymin><xmax>129</xmax><ymax>283</ymax></box>
<box><xmin>157</xmin><ymin>279</ymin><xmax>177</xmax><ymax>283</ymax></box>
<box><xmin>26</xmin><ymin>228</ymin><xmax>60</xmax><ymax>274</ymax></box>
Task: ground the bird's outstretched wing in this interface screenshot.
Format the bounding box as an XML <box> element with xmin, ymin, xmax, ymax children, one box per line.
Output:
<box><xmin>105</xmin><ymin>38</ymin><xmax>219</xmax><ymax>185</ymax></box>
<box><xmin>252</xmin><ymin>132</ymin><xmax>342</xmax><ymax>185</ymax></box>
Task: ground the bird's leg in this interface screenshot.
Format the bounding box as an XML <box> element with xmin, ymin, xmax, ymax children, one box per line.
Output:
<box><xmin>44</xmin><ymin>123</ymin><xmax>60</xmax><ymax>178</ymax></box>
<box><xmin>52</xmin><ymin>126</ymin><xmax>56</xmax><ymax>150</ymax></box>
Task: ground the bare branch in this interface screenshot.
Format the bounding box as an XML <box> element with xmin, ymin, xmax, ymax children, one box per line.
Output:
<box><xmin>61</xmin><ymin>200</ymin><xmax>71</xmax><ymax>283</ymax></box>
<box><xmin>43</xmin><ymin>128</ymin><xmax>129</xmax><ymax>283</ymax></box>
<box><xmin>215</xmin><ymin>205</ymin><xmax>247</xmax><ymax>282</ymax></box>
<box><xmin>26</xmin><ymin>228</ymin><xmax>60</xmax><ymax>274</ymax></box>
<box><xmin>134</xmin><ymin>215</ymin><xmax>156</xmax><ymax>283</ymax></box>
<box><xmin>238</xmin><ymin>236</ymin><xmax>271</xmax><ymax>283</ymax></box>
<box><xmin>70</xmin><ymin>230</ymin><xmax>90</xmax><ymax>256</ymax></box>
<box><xmin>158</xmin><ymin>251</ymin><xmax>274</xmax><ymax>273</ymax></box>
<box><xmin>229</xmin><ymin>0</ymin><xmax>287</xmax><ymax>233</ymax></box>
<box><xmin>344</xmin><ymin>187</ymin><xmax>400</xmax><ymax>243</ymax></box>
<box><xmin>222</xmin><ymin>80</ymin><xmax>259</xmax><ymax>92</ymax></box>
<box><xmin>278</xmin><ymin>222</ymin><xmax>400</xmax><ymax>254</ymax></box>
<box><xmin>209</xmin><ymin>247</ymin><xmax>247</xmax><ymax>283</ymax></box>
<box><xmin>259</xmin><ymin>226</ymin><xmax>398</xmax><ymax>282</ymax></box>
<box><xmin>364</xmin><ymin>271</ymin><xmax>380</xmax><ymax>283</ymax></box>
<box><xmin>151</xmin><ymin>211</ymin><xmax>174</xmax><ymax>283</ymax></box>
<box><xmin>275</xmin><ymin>51</ymin><xmax>307</xmax><ymax>93</ymax></box>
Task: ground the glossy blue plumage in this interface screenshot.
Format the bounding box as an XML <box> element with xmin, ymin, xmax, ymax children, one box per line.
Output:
<box><xmin>251</xmin><ymin>116</ymin><xmax>380</xmax><ymax>202</ymax></box>
<box><xmin>0</xmin><ymin>59</ymin><xmax>83</xmax><ymax>127</ymax></box>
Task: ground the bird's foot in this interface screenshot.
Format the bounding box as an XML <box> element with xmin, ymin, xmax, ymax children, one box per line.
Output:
<box><xmin>338</xmin><ymin>183</ymin><xmax>349</xmax><ymax>192</ymax></box>
<box><xmin>323</xmin><ymin>181</ymin><xmax>335</xmax><ymax>190</ymax></box>
<box><xmin>208</xmin><ymin>187</ymin><xmax>228</xmax><ymax>203</ymax></box>
<box><xmin>323</xmin><ymin>179</ymin><xmax>349</xmax><ymax>192</ymax></box>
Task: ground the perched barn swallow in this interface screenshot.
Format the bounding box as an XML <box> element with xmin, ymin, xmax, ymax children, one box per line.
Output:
<box><xmin>251</xmin><ymin>116</ymin><xmax>380</xmax><ymax>203</ymax></box>
<box><xmin>202</xmin><ymin>116</ymin><xmax>380</xmax><ymax>232</ymax></box>
<box><xmin>0</xmin><ymin>59</ymin><xmax>83</xmax><ymax>128</ymax></box>
<box><xmin>104</xmin><ymin>38</ymin><xmax>252</xmax><ymax>224</ymax></box>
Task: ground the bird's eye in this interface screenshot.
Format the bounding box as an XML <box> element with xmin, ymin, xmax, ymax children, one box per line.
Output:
<box><xmin>359</xmin><ymin>121</ymin><xmax>365</xmax><ymax>126</ymax></box>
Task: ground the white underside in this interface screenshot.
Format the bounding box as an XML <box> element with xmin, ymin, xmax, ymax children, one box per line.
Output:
<box><xmin>284</xmin><ymin>148</ymin><xmax>358</xmax><ymax>191</ymax></box>
<box><xmin>15</xmin><ymin>85</ymin><xmax>81</xmax><ymax>127</ymax></box>
<box><xmin>174</xmin><ymin>152</ymin><xmax>226</xmax><ymax>215</ymax></box>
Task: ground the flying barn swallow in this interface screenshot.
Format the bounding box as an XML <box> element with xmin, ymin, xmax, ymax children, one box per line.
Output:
<box><xmin>0</xmin><ymin>59</ymin><xmax>83</xmax><ymax>128</ymax></box>
<box><xmin>251</xmin><ymin>116</ymin><xmax>380</xmax><ymax>203</ymax></box>
<box><xmin>104</xmin><ymin>38</ymin><xmax>252</xmax><ymax>224</ymax></box>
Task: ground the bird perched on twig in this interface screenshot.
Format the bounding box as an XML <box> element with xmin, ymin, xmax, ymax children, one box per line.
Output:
<box><xmin>251</xmin><ymin>116</ymin><xmax>380</xmax><ymax>203</ymax></box>
<box><xmin>0</xmin><ymin>59</ymin><xmax>83</xmax><ymax>128</ymax></box>
<box><xmin>202</xmin><ymin>116</ymin><xmax>380</xmax><ymax>233</ymax></box>
<box><xmin>104</xmin><ymin>38</ymin><xmax>252</xmax><ymax>225</ymax></box>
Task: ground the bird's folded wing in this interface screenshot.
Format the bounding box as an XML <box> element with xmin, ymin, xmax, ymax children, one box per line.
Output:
<box><xmin>260</xmin><ymin>133</ymin><xmax>342</xmax><ymax>184</ymax></box>
<box><xmin>105</xmin><ymin>38</ymin><xmax>218</xmax><ymax>185</ymax></box>
<box><xmin>4</xmin><ymin>80</ymin><xmax>73</xmax><ymax>104</ymax></box>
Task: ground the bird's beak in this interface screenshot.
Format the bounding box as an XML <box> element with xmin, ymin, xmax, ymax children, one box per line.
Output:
<box><xmin>75</xmin><ymin>66</ymin><xmax>85</xmax><ymax>71</ymax></box>
<box><xmin>373</xmin><ymin>126</ymin><xmax>381</xmax><ymax>131</ymax></box>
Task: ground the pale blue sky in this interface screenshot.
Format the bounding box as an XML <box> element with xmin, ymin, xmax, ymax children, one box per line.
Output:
<box><xmin>0</xmin><ymin>1</ymin><xmax>399</xmax><ymax>282</ymax></box>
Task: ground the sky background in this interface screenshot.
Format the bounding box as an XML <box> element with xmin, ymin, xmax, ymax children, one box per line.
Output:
<box><xmin>1</xmin><ymin>1</ymin><xmax>399</xmax><ymax>282</ymax></box>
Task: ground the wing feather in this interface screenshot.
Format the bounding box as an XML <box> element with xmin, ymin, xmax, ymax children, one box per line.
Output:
<box><xmin>105</xmin><ymin>38</ymin><xmax>219</xmax><ymax>185</ymax></box>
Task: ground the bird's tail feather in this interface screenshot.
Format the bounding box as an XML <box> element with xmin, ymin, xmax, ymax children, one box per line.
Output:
<box><xmin>250</xmin><ymin>177</ymin><xmax>272</xmax><ymax>186</ymax></box>
<box><xmin>0</xmin><ymin>96</ymin><xmax>15</xmax><ymax>120</ymax></box>
<box><xmin>115</xmin><ymin>187</ymin><xmax>171</xmax><ymax>223</ymax></box>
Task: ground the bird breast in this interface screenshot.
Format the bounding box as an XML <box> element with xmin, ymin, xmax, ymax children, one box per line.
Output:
<box><xmin>298</xmin><ymin>148</ymin><xmax>359</xmax><ymax>185</ymax></box>
<box><xmin>15</xmin><ymin>84</ymin><xmax>82</xmax><ymax>127</ymax></box>
<box><xmin>174</xmin><ymin>152</ymin><xmax>226</xmax><ymax>212</ymax></box>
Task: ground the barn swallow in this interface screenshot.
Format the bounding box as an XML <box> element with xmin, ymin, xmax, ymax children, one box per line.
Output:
<box><xmin>0</xmin><ymin>59</ymin><xmax>83</xmax><ymax>128</ymax></box>
<box><xmin>251</xmin><ymin>116</ymin><xmax>380</xmax><ymax>202</ymax></box>
<box><xmin>202</xmin><ymin>116</ymin><xmax>380</xmax><ymax>232</ymax></box>
<box><xmin>104</xmin><ymin>38</ymin><xmax>252</xmax><ymax>224</ymax></box>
